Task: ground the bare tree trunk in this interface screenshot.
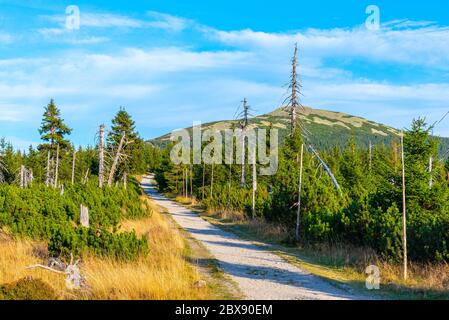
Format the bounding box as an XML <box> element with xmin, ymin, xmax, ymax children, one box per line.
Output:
<box><xmin>290</xmin><ymin>44</ymin><xmax>298</xmax><ymax>131</ymax></box>
<box><xmin>108</xmin><ymin>132</ymin><xmax>126</xmax><ymax>187</ymax></box>
<box><xmin>295</xmin><ymin>144</ymin><xmax>304</xmax><ymax>242</ymax></box>
<box><xmin>241</xmin><ymin>136</ymin><xmax>246</xmax><ymax>186</ymax></box>
<box><xmin>123</xmin><ymin>171</ymin><xmax>127</xmax><ymax>189</ymax></box>
<box><xmin>252</xmin><ymin>153</ymin><xmax>257</xmax><ymax>219</ymax></box>
<box><xmin>80</xmin><ymin>205</ymin><xmax>89</xmax><ymax>228</ymax></box>
<box><xmin>83</xmin><ymin>168</ymin><xmax>90</xmax><ymax>185</ymax></box>
<box><xmin>202</xmin><ymin>163</ymin><xmax>205</xmax><ymax>200</ymax></box>
<box><xmin>429</xmin><ymin>156</ymin><xmax>433</xmax><ymax>189</ymax></box>
<box><xmin>71</xmin><ymin>149</ymin><xmax>76</xmax><ymax>185</ymax></box>
<box><xmin>228</xmin><ymin>163</ymin><xmax>232</xmax><ymax>210</ymax></box>
<box><xmin>98</xmin><ymin>124</ymin><xmax>105</xmax><ymax>188</ymax></box>
<box><xmin>28</xmin><ymin>169</ymin><xmax>33</xmax><ymax>185</ymax></box>
<box><xmin>54</xmin><ymin>144</ymin><xmax>60</xmax><ymax>188</ymax></box>
<box><xmin>20</xmin><ymin>165</ymin><xmax>25</xmax><ymax>189</ymax></box>
<box><xmin>401</xmin><ymin>131</ymin><xmax>407</xmax><ymax>280</ymax></box>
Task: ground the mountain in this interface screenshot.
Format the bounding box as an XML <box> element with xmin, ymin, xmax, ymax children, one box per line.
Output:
<box><xmin>149</xmin><ymin>106</ymin><xmax>449</xmax><ymax>156</ymax></box>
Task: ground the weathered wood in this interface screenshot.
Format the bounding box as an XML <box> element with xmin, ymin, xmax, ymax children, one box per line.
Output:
<box><xmin>252</xmin><ymin>152</ymin><xmax>257</xmax><ymax>219</ymax></box>
<box><xmin>308</xmin><ymin>145</ymin><xmax>341</xmax><ymax>192</ymax></box>
<box><xmin>123</xmin><ymin>171</ymin><xmax>127</xmax><ymax>189</ymax></box>
<box><xmin>83</xmin><ymin>168</ymin><xmax>89</xmax><ymax>185</ymax></box>
<box><xmin>241</xmin><ymin>98</ymin><xmax>249</xmax><ymax>186</ymax></box>
<box><xmin>98</xmin><ymin>124</ymin><xmax>105</xmax><ymax>188</ymax></box>
<box><xmin>107</xmin><ymin>131</ymin><xmax>126</xmax><ymax>187</ymax></box>
<box><xmin>20</xmin><ymin>165</ymin><xmax>25</xmax><ymax>189</ymax></box>
<box><xmin>202</xmin><ymin>163</ymin><xmax>205</xmax><ymax>200</ymax></box>
<box><xmin>80</xmin><ymin>204</ymin><xmax>89</xmax><ymax>228</ymax></box>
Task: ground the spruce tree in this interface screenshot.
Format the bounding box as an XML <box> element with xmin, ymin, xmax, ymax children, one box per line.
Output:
<box><xmin>107</xmin><ymin>107</ymin><xmax>146</xmax><ymax>176</ymax></box>
<box><xmin>38</xmin><ymin>99</ymin><xmax>72</xmax><ymax>151</ymax></box>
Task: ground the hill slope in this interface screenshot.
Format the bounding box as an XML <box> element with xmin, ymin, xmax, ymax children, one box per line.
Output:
<box><xmin>149</xmin><ymin>106</ymin><xmax>449</xmax><ymax>155</ymax></box>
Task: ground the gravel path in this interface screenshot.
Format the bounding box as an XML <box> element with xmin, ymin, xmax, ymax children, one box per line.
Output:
<box><xmin>142</xmin><ymin>175</ymin><xmax>369</xmax><ymax>300</ymax></box>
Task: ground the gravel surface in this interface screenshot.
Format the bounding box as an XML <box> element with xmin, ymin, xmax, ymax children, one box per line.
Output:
<box><xmin>142</xmin><ymin>175</ymin><xmax>369</xmax><ymax>300</ymax></box>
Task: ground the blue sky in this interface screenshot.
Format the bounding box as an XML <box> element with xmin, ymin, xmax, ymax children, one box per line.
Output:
<box><xmin>1</xmin><ymin>0</ymin><xmax>449</xmax><ymax>149</ymax></box>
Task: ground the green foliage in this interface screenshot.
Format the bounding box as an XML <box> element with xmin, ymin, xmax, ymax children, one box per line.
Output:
<box><xmin>0</xmin><ymin>178</ymin><xmax>151</xmax><ymax>260</ymax></box>
<box><xmin>156</xmin><ymin>118</ymin><xmax>449</xmax><ymax>262</ymax></box>
<box><xmin>38</xmin><ymin>99</ymin><xmax>72</xmax><ymax>152</ymax></box>
<box><xmin>48</xmin><ymin>227</ymin><xmax>148</xmax><ymax>261</ymax></box>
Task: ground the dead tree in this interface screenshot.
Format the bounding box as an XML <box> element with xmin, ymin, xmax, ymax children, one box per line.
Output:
<box><xmin>82</xmin><ymin>168</ymin><xmax>90</xmax><ymax>185</ymax></box>
<box><xmin>401</xmin><ymin>131</ymin><xmax>408</xmax><ymax>280</ymax></box>
<box><xmin>240</xmin><ymin>98</ymin><xmax>250</xmax><ymax>186</ymax></box>
<box><xmin>71</xmin><ymin>149</ymin><xmax>76</xmax><ymax>185</ymax></box>
<box><xmin>251</xmin><ymin>152</ymin><xmax>257</xmax><ymax>219</ymax></box>
<box><xmin>107</xmin><ymin>132</ymin><xmax>126</xmax><ymax>188</ymax></box>
<box><xmin>20</xmin><ymin>165</ymin><xmax>26</xmax><ymax>189</ymax></box>
<box><xmin>202</xmin><ymin>163</ymin><xmax>206</xmax><ymax>200</ymax></box>
<box><xmin>98</xmin><ymin>124</ymin><xmax>105</xmax><ymax>188</ymax></box>
<box><xmin>123</xmin><ymin>171</ymin><xmax>127</xmax><ymax>190</ymax></box>
<box><xmin>80</xmin><ymin>205</ymin><xmax>89</xmax><ymax>228</ymax></box>
<box><xmin>284</xmin><ymin>43</ymin><xmax>303</xmax><ymax>133</ymax></box>
<box><xmin>27</xmin><ymin>253</ymin><xmax>84</xmax><ymax>290</ymax></box>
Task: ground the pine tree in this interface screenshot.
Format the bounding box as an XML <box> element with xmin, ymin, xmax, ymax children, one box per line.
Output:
<box><xmin>107</xmin><ymin>107</ymin><xmax>146</xmax><ymax>177</ymax></box>
<box><xmin>38</xmin><ymin>99</ymin><xmax>72</xmax><ymax>151</ymax></box>
<box><xmin>38</xmin><ymin>99</ymin><xmax>71</xmax><ymax>186</ymax></box>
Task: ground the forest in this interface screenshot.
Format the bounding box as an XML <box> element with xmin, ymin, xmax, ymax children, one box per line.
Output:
<box><xmin>0</xmin><ymin>100</ymin><xmax>157</xmax><ymax>261</ymax></box>
<box><xmin>154</xmin><ymin>110</ymin><xmax>449</xmax><ymax>265</ymax></box>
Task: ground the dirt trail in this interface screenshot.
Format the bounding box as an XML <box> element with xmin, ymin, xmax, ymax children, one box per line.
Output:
<box><xmin>142</xmin><ymin>175</ymin><xmax>370</xmax><ymax>300</ymax></box>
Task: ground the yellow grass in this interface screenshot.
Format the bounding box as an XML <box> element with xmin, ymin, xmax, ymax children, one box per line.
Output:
<box><xmin>203</xmin><ymin>207</ymin><xmax>449</xmax><ymax>299</ymax></box>
<box><xmin>0</xmin><ymin>197</ymin><xmax>211</xmax><ymax>300</ymax></box>
<box><xmin>175</xmin><ymin>196</ymin><xmax>197</xmax><ymax>205</ymax></box>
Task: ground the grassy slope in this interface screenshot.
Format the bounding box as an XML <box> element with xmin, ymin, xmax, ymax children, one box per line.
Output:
<box><xmin>149</xmin><ymin>106</ymin><xmax>449</xmax><ymax>156</ymax></box>
<box><xmin>0</xmin><ymin>194</ymin><xmax>234</xmax><ymax>300</ymax></box>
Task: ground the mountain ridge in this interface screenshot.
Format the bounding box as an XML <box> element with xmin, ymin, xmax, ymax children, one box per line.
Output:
<box><xmin>148</xmin><ymin>106</ymin><xmax>449</xmax><ymax>156</ymax></box>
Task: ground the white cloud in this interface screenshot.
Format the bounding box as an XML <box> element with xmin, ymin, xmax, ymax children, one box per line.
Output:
<box><xmin>42</xmin><ymin>11</ymin><xmax>192</xmax><ymax>31</ymax></box>
<box><xmin>3</xmin><ymin>13</ymin><xmax>449</xmax><ymax>144</ymax></box>
<box><xmin>205</xmin><ymin>21</ymin><xmax>449</xmax><ymax>69</ymax></box>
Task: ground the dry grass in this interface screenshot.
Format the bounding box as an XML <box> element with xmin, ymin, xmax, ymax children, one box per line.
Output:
<box><xmin>202</xmin><ymin>207</ymin><xmax>449</xmax><ymax>299</ymax></box>
<box><xmin>175</xmin><ymin>196</ymin><xmax>197</xmax><ymax>205</ymax></box>
<box><xmin>0</xmin><ymin>197</ymin><xmax>211</xmax><ymax>300</ymax></box>
<box><xmin>0</xmin><ymin>237</ymin><xmax>71</xmax><ymax>299</ymax></box>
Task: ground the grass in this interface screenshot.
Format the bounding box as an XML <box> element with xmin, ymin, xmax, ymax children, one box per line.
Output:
<box><xmin>0</xmin><ymin>196</ymin><xmax>213</xmax><ymax>300</ymax></box>
<box><xmin>179</xmin><ymin>204</ymin><xmax>449</xmax><ymax>300</ymax></box>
